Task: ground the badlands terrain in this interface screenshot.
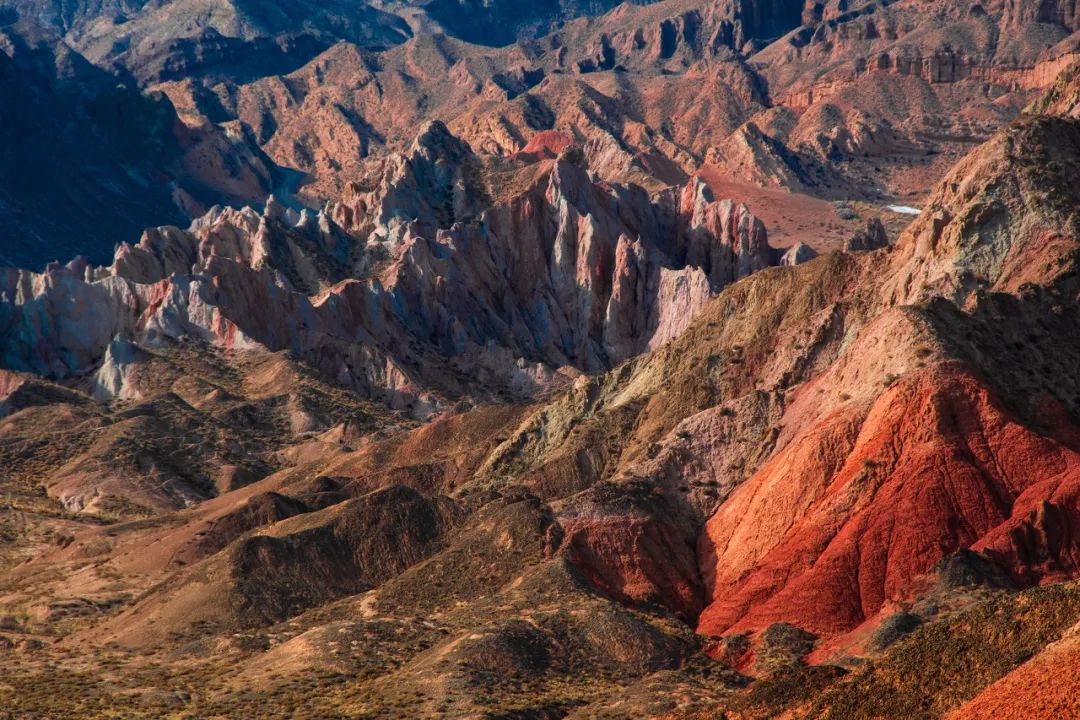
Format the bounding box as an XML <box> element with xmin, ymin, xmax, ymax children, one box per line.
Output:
<box><xmin>3</xmin><ymin>0</ymin><xmax>1080</xmax><ymax>718</ymax></box>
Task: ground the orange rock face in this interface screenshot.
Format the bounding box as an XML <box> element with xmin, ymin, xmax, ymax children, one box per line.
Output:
<box><xmin>698</xmin><ymin>362</ymin><xmax>1080</xmax><ymax>639</ymax></box>
<box><xmin>946</xmin><ymin>623</ymin><xmax>1080</xmax><ymax>720</ymax></box>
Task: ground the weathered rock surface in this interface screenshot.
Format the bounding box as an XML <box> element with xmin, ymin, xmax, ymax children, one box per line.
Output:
<box><xmin>779</xmin><ymin>240</ymin><xmax>818</xmax><ymax>265</ymax></box>
<box><xmin>698</xmin><ymin>362</ymin><xmax>1080</xmax><ymax>638</ymax></box>
<box><xmin>844</xmin><ymin>217</ymin><xmax>889</xmax><ymax>252</ymax></box>
<box><xmin>0</xmin><ymin>126</ymin><xmax>780</xmax><ymax>410</ymax></box>
<box><xmin>6</xmin><ymin>6</ymin><xmax>1080</xmax><ymax>720</ymax></box>
<box><xmin>947</xmin><ymin>618</ymin><xmax>1080</xmax><ymax>720</ymax></box>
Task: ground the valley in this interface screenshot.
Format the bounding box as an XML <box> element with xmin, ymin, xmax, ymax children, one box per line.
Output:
<box><xmin>2</xmin><ymin>1</ymin><xmax>1080</xmax><ymax>719</ymax></box>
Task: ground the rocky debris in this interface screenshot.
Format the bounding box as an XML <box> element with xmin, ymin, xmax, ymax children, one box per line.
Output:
<box><xmin>843</xmin><ymin>217</ymin><xmax>889</xmax><ymax>252</ymax></box>
<box><xmin>779</xmin><ymin>241</ymin><xmax>818</xmax><ymax>265</ymax></box>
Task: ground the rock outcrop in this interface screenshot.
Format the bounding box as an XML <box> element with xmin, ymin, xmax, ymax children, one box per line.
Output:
<box><xmin>692</xmin><ymin>108</ymin><xmax>1080</xmax><ymax>647</ymax></box>
<box><xmin>697</xmin><ymin>363</ymin><xmax>1080</xmax><ymax>638</ymax></box>
<box><xmin>7</xmin><ymin>5</ymin><xmax>1080</xmax><ymax>719</ymax></box>
<box><xmin>885</xmin><ymin>114</ymin><xmax>1080</xmax><ymax>305</ymax></box>
<box><xmin>843</xmin><ymin>217</ymin><xmax>889</xmax><ymax>252</ymax></box>
<box><xmin>779</xmin><ymin>241</ymin><xmax>818</xmax><ymax>265</ymax></box>
<box><xmin>0</xmin><ymin>127</ymin><xmax>780</xmax><ymax>410</ymax></box>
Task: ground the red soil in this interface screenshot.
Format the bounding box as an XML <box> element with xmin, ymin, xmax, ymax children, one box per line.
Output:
<box><xmin>697</xmin><ymin>362</ymin><xmax>1080</xmax><ymax>640</ymax></box>
<box><xmin>696</xmin><ymin>164</ymin><xmax>854</xmax><ymax>252</ymax></box>
<box><xmin>513</xmin><ymin>131</ymin><xmax>575</xmax><ymax>163</ymax></box>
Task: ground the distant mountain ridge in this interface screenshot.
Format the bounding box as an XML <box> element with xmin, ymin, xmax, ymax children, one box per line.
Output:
<box><xmin>5</xmin><ymin>0</ymin><xmax>1080</xmax><ymax>269</ymax></box>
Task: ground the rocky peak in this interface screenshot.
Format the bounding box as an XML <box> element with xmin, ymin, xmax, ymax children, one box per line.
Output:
<box><xmin>0</xmin><ymin>120</ymin><xmax>783</xmax><ymax>409</ymax></box>
<box><xmin>887</xmin><ymin>112</ymin><xmax>1080</xmax><ymax>304</ymax></box>
<box><xmin>409</xmin><ymin>120</ymin><xmax>474</xmax><ymax>163</ymax></box>
<box><xmin>677</xmin><ymin>177</ymin><xmax>774</xmax><ymax>288</ymax></box>
<box><xmin>330</xmin><ymin>123</ymin><xmax>490</xmax><ymax>246</ymax></box>
<box><xmin>779</xmin><ymin>241</ymin><xmax>818</xmax><ymax>265</ymax></box>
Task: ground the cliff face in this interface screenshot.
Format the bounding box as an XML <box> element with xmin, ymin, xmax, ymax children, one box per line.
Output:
<box><xmin>759</xmin><ymin>0</ymin><xmax>1080</xmax><ymax>94</ymax></box>
<box><xmin>714</xmin><ymin>0</ymin><xmax>809</xmax><ymax>49</ymax></box>
<box><xmin>0</xmin><ymin>124</ymin><xmax>779</xmax><ymax>410</ymax></box>
<box><xmin>1000</xmin><ymin>0</ymin><xmax>1080</xmax><ymax>30</ymax></box>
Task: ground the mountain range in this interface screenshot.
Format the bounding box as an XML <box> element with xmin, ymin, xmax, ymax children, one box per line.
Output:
<box><xmin>2</xmin><ymin>1</ymin><xmax>1080</xmax><ymax>718</ymax></box>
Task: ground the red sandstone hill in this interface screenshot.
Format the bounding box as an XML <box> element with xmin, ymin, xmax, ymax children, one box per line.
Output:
<box><xmin>694</xmin><ymin>106</ymin><xmax>1080</xmax><ymax>648</ymax></box>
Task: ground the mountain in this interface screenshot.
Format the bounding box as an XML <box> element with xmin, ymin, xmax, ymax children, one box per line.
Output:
<box><xmin>4</xmin><ymin>55</ymin><xmax>1080</xmax><ymax>717</ymax></box>
<box><xmin>0</xmin><ymin>26</ymin><xmax>277</xmax><ymax>269</ymax></box>
<box><xmin>150</xmin><ymin>0</ymin><xmax>1080</xmax><ymax>214</ymax></box>
<box><xmin>5</xmin><ymin>2</ymin><xmax>1080</xmax><ymax>719</ymax></box>
<box><xmin>0</xmin><ymin>0</ymin><xmax>412</xmax><ymax>81</ymax></box>
<box><xmin>1</xmin><ymin>122</ymin><xmax>780</xmax><ymax>417</ymax></box>
<box><xmin>5</xmin><ymin>0</ymin><xmax>1080</xmax><ymax>269</ymax></box>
